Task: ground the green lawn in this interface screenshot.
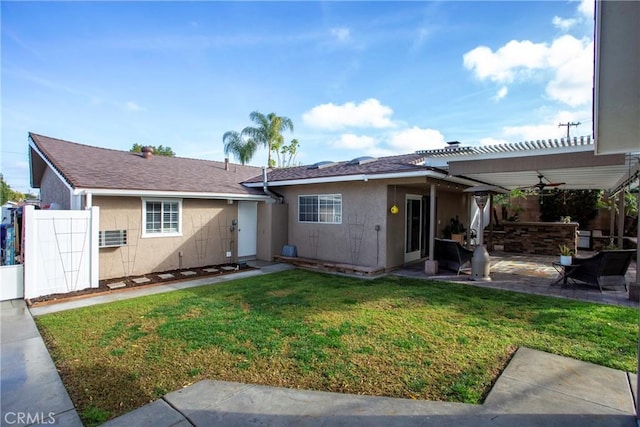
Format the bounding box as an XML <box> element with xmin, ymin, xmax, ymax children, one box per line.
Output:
<box><xmin>36</xmin><ymin>269</ymin><xmax>638</xmax><ymax>425</ymax></box>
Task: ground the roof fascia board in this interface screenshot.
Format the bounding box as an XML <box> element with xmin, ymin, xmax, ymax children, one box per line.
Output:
<box><xmin>246</xmin><ymin>170</ymin><xmax>484</xmax><ymax>188</ymax></box>
<box><xmin>29</xmin><ymin>136</ymin><xmax>75</xmax><ymax>193</ymax></box>
<box><xmin>76</xmin><ymin>188</ymin><xmax>271</xmax><ymax>201</ymax></box>
<box><xmin>246</xmin><ymin>171</ymin><xmax>431</xmax><ymax>187</ymax></box>
<box><xmin>449</xmin><ymin>151</ymin><xmax>627</xmax><ymax>175</ymax></box>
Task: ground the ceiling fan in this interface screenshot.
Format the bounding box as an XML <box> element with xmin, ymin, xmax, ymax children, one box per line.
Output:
<box><xmin>519</xmin><ymin>173</ymin><xmax>565</xmax><ymax>204</ymax></box>
<box><xmin>520</xmin><ymin>173</ymin><xmax>566</xmax><ymax>193</ymax></box>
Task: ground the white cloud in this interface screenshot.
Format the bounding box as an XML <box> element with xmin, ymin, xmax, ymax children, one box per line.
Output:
<box><xmin>552</xmin><ymin>16</ymin><xmax>577</xmax><ymax>32</ymax></box>
<box><xmin>545</xmin><ymin>36</ymin><xmax>593</xmax><ymax>107</ymax></box>
<box><xmin>493</xmin><ymin>86</ymin><xmax>508</xmax><ymax>101</ymax></box>
<box><xmin>463</xmin><ymin>40</ymin><xmax>548</xmax><ymax>84</ymax></box>
<box><xmin>463</xmin><ymin>34</ymin><xmax>592</xmax><ymax>107</ymax></box>
<box><xmin>330</xmin><ymin>27</ymin><xmax>351</xmax><ymax>43</ymax></box>
<box><xmin>331</xmin><ymin>134</ymin><xmax>377</xmax><ymax>150</ymax></box>
<box><xmin>125</xmin><ymin>101</ymin><xmax>144</xmax><ymax>112</ymax></box>
<box><xmin>388</xmin><ymin>127</ymin><xmax>445</xmax><ymax>152</ymax></box>
<box><xmin>302</xmin><ymin>98</ymin><xmax>395</xmax><ymax>130</ymax></box>
<box><xmin>463</xmin><ymin>0</ymin><xmax>594</xmax><ymax>107</ymax></box>
<box><xmin>501</xmin><ymin>110</ymin><xmax>589</xmax><ymax>141</ymax></box>
<box><xmin>578</xmin><ymin>0</ymin><xmax>594</xmax><ymax>20</ymax></box>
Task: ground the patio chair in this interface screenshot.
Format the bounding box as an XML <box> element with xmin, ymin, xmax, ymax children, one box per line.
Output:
<box><xmin>566</xmin><ymin>249</ymin><xmax>635</xmax><ymax>292</ymax></box>
<box><xmin>434</xmin><ymin>238</ymin><xmax>474</xmax><ymax>275</ymax></box>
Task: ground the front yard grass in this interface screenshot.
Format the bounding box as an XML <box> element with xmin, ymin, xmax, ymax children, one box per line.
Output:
<box><xmin>36</xmin><ymin>269</ymin><xmax>638</xmax><ymax>425</ymax></box>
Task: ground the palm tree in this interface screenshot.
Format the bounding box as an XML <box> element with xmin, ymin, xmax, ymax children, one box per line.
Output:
<box><xmin>241</xmin><ymin>111</ymin><xmax>294</xmax><ymax>168</ymax></box>
<box><xmin>222</xmin><ymin>131</ymin><xmax>258</xmax><ymax>165</ymax></box>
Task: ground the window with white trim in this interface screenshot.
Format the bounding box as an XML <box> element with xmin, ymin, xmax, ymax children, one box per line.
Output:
<box><xmin>298</xmin><ymin>194</ymin><xmax>342</xmax><ymax>224</ymax></box>
<box><xmin>142</xmin><ymin>199</ymin><xmax>182</xmax><ymax>237</ymax></box>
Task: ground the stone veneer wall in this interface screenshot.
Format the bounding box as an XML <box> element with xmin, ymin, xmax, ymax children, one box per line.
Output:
<box><xmin>483</xmin><ymin>230</ymin><xmax>505</xmax><ymax>246</ymax></box>
<box><xmin>503</xmin><ymin>222</ymin><xmax>578</xmax><ymax>255</ymax></box>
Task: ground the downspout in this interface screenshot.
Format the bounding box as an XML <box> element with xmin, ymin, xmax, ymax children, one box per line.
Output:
<box><xmin>262</xmin><ymin>167</ymin><xmax>283</xmax><ymax>203</ymax></box>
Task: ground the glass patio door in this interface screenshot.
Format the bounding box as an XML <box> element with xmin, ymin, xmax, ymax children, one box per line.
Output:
<box><xmin>404</xmin><ymin>195</ymin><xmax>422</xmax><ymax>262</ymax></box>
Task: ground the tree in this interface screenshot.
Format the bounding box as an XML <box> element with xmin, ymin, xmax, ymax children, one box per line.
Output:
<box><xmin>241</xmin><ymin>111</ymin><xmax>294</xmax><ymax>168</ymax></box>
<box><xmin>281</xmin><ymin>138</ymin><xmax>300</xmax><ymax>168</ymax></box>
<box><xmin>539</xmin><ymin>190</ymin><xmax>599</xmax><ymax>229</ymax></box>
<box><xmin>130</xmin><ymin>143</ymin><xmax>175</xmax><ymax>157</ymax></box>
<box><xmin>1</xmin><ymin>174</ymin><xmax>26</xmax><ymax>204</ymax></box>
<box><xmin>222</xmin><ymin>131</ymin><xmax>258</xmax><ymax>165</ymax></box>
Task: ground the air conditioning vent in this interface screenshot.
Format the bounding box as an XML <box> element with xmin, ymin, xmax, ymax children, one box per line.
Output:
<box><xmin>99</xmin><ymin>230</ymin><xmax>127</xmax><ymax>248</ymax></box>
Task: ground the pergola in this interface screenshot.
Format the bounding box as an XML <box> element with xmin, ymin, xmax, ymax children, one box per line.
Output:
<box><xmin>425</xmin><ymin>0</ymin><xmax>640</xmax><ymax>418</ymax></box>
<box><xmin>418</xmin><ymin>135</ymin><xmax>639</xmax><ymax>248</ymax></box>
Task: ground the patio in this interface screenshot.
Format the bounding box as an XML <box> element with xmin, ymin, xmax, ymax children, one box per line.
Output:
<box><xmin>394</xmin><ymin>250</ymin><xmax>638</xmax><ymax>308</ymax></box>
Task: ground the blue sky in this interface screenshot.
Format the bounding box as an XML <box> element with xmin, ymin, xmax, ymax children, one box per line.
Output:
<box><xmin>1</xmin><ymin>1</ymin><xmax>595</xmax><ymax>193</ymax></box>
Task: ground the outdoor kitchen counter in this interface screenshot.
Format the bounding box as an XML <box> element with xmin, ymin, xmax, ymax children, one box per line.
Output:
<box><xmin>503</xmin><ymin>221</ymin><xmax>579</xmax><ymax>255</ymax></box>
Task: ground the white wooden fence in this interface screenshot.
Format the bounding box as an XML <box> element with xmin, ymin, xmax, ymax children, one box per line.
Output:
<box><xmin>23</xmin><ymin>206</ymin><xmax>99</xmax><ymax>300</ymax></box>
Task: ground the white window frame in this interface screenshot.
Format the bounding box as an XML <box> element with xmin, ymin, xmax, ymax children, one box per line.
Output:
<box><xmin>141</xmin><ymin>198</ymin><xmax>183</xmax><ymax>238</ymax></box>
<box><xmin>298</xmin><ymin>194</ymin><xmax>342</xmax><ymax>224</ymax></box>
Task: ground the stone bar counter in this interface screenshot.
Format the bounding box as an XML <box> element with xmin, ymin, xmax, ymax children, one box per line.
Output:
<box><xmin>502</xmin><ymin>222</ymin><xmax>579</xmax><ymax>255</ymax></box>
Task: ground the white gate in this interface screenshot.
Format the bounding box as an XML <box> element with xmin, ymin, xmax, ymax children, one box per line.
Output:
<box><xmin>0</xmin><ymin>264</ymin><xmax>24</xmax><ymax>301</ymax></box>
<box><xmin>23</xmin><ymin>206</ymin><xmax>99</xmax><ymax>300</ymax></box>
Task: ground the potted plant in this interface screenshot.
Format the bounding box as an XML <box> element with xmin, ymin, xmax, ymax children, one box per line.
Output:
<box><xmin>443</xmin><ymin>216</ymin><xmax>466</xmax><ymax>244</ymax></box>
<box><xmin>558</xmin><ymin>244</ymin><xmax>574</xmax><ymax>265</ymax></box>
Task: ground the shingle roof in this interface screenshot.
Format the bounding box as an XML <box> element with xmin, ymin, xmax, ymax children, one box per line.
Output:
<box><xmin>243</xmin><ymin>153</ymin><xmax>429</xmax><ymax>184</ymax></box>
<box><xmin>29</xmin><ymin>132</ymin><xmax>265</xmax><ymax>196</ymax></box>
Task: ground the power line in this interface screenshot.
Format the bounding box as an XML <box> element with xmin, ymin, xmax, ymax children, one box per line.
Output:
<box><xmin>558</xmin><ymin>122</ymin><xmax>581</xmax><ymax>139</ymax></box>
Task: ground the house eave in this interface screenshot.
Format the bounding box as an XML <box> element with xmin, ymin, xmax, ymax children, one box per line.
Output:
<box><xmin>29</xmin><ymin>135</ymin><xmax>75</xmax><ymax>192</ymax></box>
<box><xmin>244</xmin><ymin>170</ymin><xmax>485</xmax><ymax>189</ymax></box>
<box><xmin>74</xmin><ymin>188</ymin><xmax>271</xmax><ymax>201</ymax></box>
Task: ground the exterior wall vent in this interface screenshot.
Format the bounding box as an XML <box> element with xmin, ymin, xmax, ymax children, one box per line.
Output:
<box><xmin>99</xmin><ymin>230</ymin><xmax>127</xmax><ymax>248</ymax></box>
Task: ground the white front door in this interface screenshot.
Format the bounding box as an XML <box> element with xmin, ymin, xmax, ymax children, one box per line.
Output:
<box><xmin>404</xmin><ymin>195</ymin><xmax>422</xmax><ymax>263</ymax></box>
<box><xmin>238</xmin><ymin>201</ymin><xmax>258</xmax><ymax>259</ymax></box>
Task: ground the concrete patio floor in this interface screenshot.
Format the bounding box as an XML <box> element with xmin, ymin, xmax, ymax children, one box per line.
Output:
<box><xmin>394</xmin><ymin>250</ymin><xmax>638</xmax><ymax>308</ymax></box>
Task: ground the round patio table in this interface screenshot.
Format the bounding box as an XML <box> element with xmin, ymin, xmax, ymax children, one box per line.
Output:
<box><xmin>551</xmin><ymin>262</ymin><xmax>580</xmax><ymax>287</ymax></box>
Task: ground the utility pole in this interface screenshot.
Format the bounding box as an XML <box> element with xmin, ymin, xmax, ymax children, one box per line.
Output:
<box><xmin>558</xmin><ymin>122</ymin><xmax>581</xmax><ymax>139</ymax></box>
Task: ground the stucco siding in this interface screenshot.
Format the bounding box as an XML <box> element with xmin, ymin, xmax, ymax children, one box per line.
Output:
<box><xmin>278</xmin><ymin>181</ymin><xmax>388</xmax><ymax>268</ymax></box>
<box><xmin>437</xmin><ymin>190</ymin><xmax>471</xmax><ymax>237</ymax></box>
<box><xmin>95</xmin><ymin>196</ymin><xmax>239</xmax><ymax>279</ymax></box>
<box><xmin>386</xmin><ymin>185</ymin><xmax>469</xmax><ymax>269</ymax></box>
<box><xmin>257</xmin><ymin>203</ymin><xmax>288</xmax><ymax>261</ymax></box>
<box><xmin>40</xmin><ymin>167</ymin><xmax>71</xmax><ymax>209</ymax></box>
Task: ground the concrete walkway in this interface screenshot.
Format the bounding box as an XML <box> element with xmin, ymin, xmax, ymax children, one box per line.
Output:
<box><xmin>0</xmin><ymin>299</ymin><xmax>83</xmax><ymax>426</ymax></box>
<box><xmin>101</xmin><ymin>347</ymin><xmax>638</xmax><ymax>427</ymax></box>
<box><xmin>1</xmin><ymin>260</ymin><xmax>638</xmax><ymax>426</ymax></box>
